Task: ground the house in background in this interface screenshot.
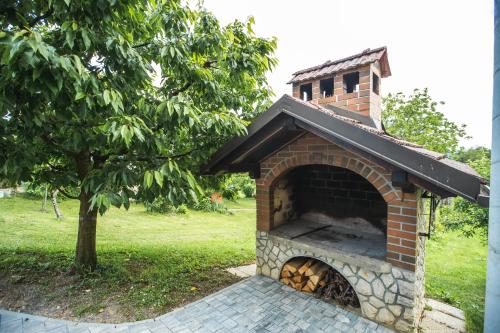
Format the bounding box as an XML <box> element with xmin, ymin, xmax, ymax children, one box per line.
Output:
<box><xmin>204</xmin><ymin>47</ymin><xmax>488</xmax><ymax>332</ymax></box>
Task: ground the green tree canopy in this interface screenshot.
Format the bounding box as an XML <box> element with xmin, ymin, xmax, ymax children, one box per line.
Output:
<box><xmin>382</xmin><ymin>88</ymin><xmax>490</xmax><ymax>238</ymax></box>
<box><xmin>382</xmin><ymin>88</ymin><xmax>469</xmax><ymax>154</ymax></box>
<box><xmin>0</xmin><ymin>0</ymin><xmax>277</xmax><ymax>269</ymax></box>
<box><xmin>441</xmin><ymin>147</ymin><xmax>490</xmax><ymax>238</ymax></box>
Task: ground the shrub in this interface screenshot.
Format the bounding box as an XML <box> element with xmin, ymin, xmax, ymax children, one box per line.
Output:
<box><xmin>440</xmin><ymin>198</ymin><xmax>489</xmax><ymax>238</ymax></box>
<box><xmin>144</xmin><ymin>197</ymin><xmax>175</xmax><ymax>214</ymax></box>
<box><xmin>23</xmin><ymin>182</ymin><xmax>47</xmax><ymax>199</ymax></box>
<box><xmin>223</xmin><ymin>174</ymin><xmax>255</xmax><ymax>199</ymax></box>
<box><xmin>175</xmin><ymin>204</ymin><xmax>189</xmax><ymax>215</ymax></box>
<box><xmin>221</xmin><ymin>185</ymin><xmax>239</xmax><ymax>201</ymax></box>
<box><xmin>144</xmin><ymin>198</ymin><xmax>191</xmax><ymax>215</ymax></box>
<box><xmin>440</xmin><ymin>147</ymin><xmax>490</xmax><ymax>238</ymax></box>
<box><xmin>241</xmin><ymin>182</ymin><xmax>256</xmax><ymax>198</ymax></box>
<box><xmin>192</xmin><ymin>196</ymin><xmax>230</xmax><ymax>215</ymax></box>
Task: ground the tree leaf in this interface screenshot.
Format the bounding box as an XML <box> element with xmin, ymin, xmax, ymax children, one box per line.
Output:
<box><xmin>133</xmin><ymin>127</ymin><xmax>145</xmax><ymax>141</ymax></box>
<box><xmin>65</xmin><ymin>30</ymin><xmax>75</xmax><ymax>49</ymax></box>
<box><xmin>154</xmin><ymin>171</ymin><xmax>163</xmax><ymax>188</ymax></box>
<box><xmin>144</xmin><ymin>171</ymin><xmax>153</xmax><ymax>188</ymax></box>
<box><xmin>103</xmin><ymin>90</ymin><xmax>111</xmax><ymax>105</ymax></box>
<box><xmin>75</xmin><ymin>91</ymin><xmax>86</xmax><ymax>100</ymax></box>
<box><xmin>81</xmin><ymin>29</ymin><xmax>91</xmax><ymax>50</ymax></box>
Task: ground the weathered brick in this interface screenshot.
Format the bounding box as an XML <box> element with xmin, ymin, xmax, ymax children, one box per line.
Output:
<box><xmin>401</xmin><ymin>223</ymin><xmax>417</xmax><ymax>232</ymax></box>
<box><xmin>386</xmin><ymin>251</ymin><xmax>400</xmax><ymax>260</ymax></box>
<box><xmin>401</xmin><ymin>255</ymin><xmax>416</xmax><ymax>264</ymax></box>
<box><xmin>388</xmin><ymin>214</ymin><xmax>417</xmax><ymax>224</ymax></box>
<box><xmin>402</xmin><ymin>239</ymin><xmax>416</xmax><ymax>248</ymax></box>
<box><xmin>308</xmin><ymin>144</ymin><xmax>327</xmax><ymax>151</ymax></box>
<box><xmin>387</xmin><ymin>259</ymin><xmax>415</xmax><ymax>271</ymax></box>
<box><xmin>388</xmin><ymin>206</ymin><xmax>402</xmax><ymax>214</ymax></box>
<box><xmin>388</xmin><ymin>221</ymin><xmax>402</xmax><ymax>230</ymax></box>
<box><xmin>387</xmin><ymin>244</ymin><xmax>416</xmax><ymax>256</ymax></box>
<box><xmin>387</xmin><ymin>236</ymin><xmax>401</xmax><ymax>245</ymax></box>
<box><xmin>387</xmin><ymin>229</ymin><xmax>416</xmax><ymax>241</ymax></box>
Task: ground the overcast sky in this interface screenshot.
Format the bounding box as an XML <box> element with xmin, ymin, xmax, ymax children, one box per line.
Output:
<box><xmin>203</xmin><ymin>0</ymin><xmax>494</xmax><ymax>148</ymax></box>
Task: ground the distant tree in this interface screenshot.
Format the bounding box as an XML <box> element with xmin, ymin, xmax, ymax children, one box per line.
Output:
<box><xmin>382</xmin><ymin>88</ymin><xmax>469</xmax><ymax>154</ymax></box>
<box><xmin>0</xmin><ymin>1</ymin><xmax>276</xmax><ymax>270</ymax></box>
<box><xmin>440</xmin><ymin>147</ymin><xmax>490</xmax><ymax>238</ymax></box>
<box><xmin>26</xmin><ymin>181</ymin><xmax>65</xmax><ymax>218</ymax></box>
<box><xmin>454</xmin><ymin>146</ymin><xmax>491</xmax><ymax>165</ymax></box>
<box><xmin>382</xmin><ymin>89</ymin><xmax>490</xmax><ymax>237</ymax></box>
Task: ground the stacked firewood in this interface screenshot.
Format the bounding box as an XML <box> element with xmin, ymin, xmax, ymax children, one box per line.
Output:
<box><xmin>280</xmin><ymin>258</ymin><xmax>360</xmax><ymax>308</ymax></box>
<box><xmin>280</xmin><ymin>258</ymin><xmax>328</xmax><ymax>292</ymax></box>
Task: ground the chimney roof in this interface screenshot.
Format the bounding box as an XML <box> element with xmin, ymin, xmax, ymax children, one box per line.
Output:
<box><xmin>288</xmin><ymin>46</ymin><xmax>391</xmax><ymax>84</ymax></box>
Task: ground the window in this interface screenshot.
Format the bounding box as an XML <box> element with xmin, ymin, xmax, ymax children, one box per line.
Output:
<box><xmin>320</xmin><ymin>77</ymin><xmax>334</xmax><ymax>98</ymax></box>
<box><xmin>343</xmin><ymin>72</ymin><xmax>359</xmax><ymax>93</ymax></box>
<box><xmin>372</xmin><ymin>73</ymin><xmax>380</xmax><ymax>95</ymax></box>
<box><xmin>300</xmin><ymin>83</ymin><xmax>313</xmax><ymax>101</ymax></box>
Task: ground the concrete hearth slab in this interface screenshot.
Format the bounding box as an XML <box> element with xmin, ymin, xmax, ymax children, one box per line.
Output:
<box><xmin>425</xmin><ymin>299</ymin><xmax>465</xmax><ymax>320</ymax></box>
<box><xmin>226</xmin><ymin>263</ymin><xmax>257</xmax><ymax>277</ymax></box>
<box><xmin>420</xmin><ymin>299</ymin><xmax>466</xmax><ymax>333</ymax></box>
<box><xmin>0</xmin><ymin>276</ymin><xmax>394</xmax><ymax>333</ymax></box>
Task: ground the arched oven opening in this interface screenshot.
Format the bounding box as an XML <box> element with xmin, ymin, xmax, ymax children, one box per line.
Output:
<box><xmin>271</xmin><ymin>164</ymin><xmax>387</xmax><ymax>260</ymax></box>
<box><xmin>280</xmin><ymin>256</ymin><xmax>360</xmax><ymax>308</ymax></box>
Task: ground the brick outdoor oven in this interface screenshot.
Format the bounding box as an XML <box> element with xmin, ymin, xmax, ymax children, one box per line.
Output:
<box><xmin>203</xmin><ymin>47</ymin><xmax>489</xmax><ymax>332</ymax></box>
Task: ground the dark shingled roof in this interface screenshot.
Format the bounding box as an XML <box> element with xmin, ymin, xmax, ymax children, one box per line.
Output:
<box><xmin>288</xmin><ymin>47</ymin><xmax>391</xmax><ymax>84</ymax></box>
<box><xmin>203</xmin><ymin>95</ymin><xmax>489</xmax><ymax>207</ymax></box>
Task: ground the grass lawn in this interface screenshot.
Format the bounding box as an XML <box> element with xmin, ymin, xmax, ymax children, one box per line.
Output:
<box><xmin>425</xmin><ymin>231</ymin><xmax>487</xmax><ymax>333</ymax></box>
<box><xmin>0</xmin><ymin>195</ymin><xmax>487</xmax><ymax>332</ymax></box>
<box><xmin>0</xmin><ymin>195</ymin><xmax>256</xmax><ymax>322</ymax></box>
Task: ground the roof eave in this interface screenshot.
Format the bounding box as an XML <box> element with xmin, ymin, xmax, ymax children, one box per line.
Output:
<box><xmin>201</xmin><ymin>95</ymin><xmax>291</xmax><ymax>174</ymax></box>
<box><xmin>203</xmin><ymin>95</ymin><xmax>487</xmax><ymax>207</ymax></box>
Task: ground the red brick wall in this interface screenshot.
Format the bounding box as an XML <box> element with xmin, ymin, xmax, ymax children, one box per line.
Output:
<box><xmin>287</xmin><ymin>164</ymin><xmax>387</xmax><ymax>223</ymax></box>
<box><xmin>292</xmin><ymin>63</ymin><xmax>382</xmax><ymax>123</ymax></box>
<box><xmin>256</xmin><ymin>133</ymin><xmax>421</xmax><ymax>271</ymax></box>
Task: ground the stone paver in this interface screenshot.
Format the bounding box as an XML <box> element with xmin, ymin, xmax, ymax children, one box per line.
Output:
<box><xmin>226</xmin><ymin>264</ymin><xmax>256</xmax><ymax>278</ymax></box>
<box><xmin>0</xmin><ymin>276</ymin><xmax>393</xmax><ymax>333</ymax></box>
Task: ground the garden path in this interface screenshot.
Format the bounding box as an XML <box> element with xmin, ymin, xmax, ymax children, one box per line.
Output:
<box><xmin>0</xmin><ymin>275</ymin><xmax>393</xmax><ymax>333</ymax></box>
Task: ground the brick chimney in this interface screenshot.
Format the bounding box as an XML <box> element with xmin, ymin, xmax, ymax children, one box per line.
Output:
<box><xmin>289</xmin><ymin>47</ymin><xmax>391</xmax><ymax>129</ymax></box>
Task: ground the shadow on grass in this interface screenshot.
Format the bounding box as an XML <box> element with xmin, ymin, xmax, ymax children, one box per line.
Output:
<box><xmin>0</xmin><ymin>247</ymin><xmax>246</xmax><ymax>323</ymax></box>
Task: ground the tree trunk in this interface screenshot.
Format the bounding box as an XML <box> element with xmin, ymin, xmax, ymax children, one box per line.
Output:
<box><xmin>41</xmin><ymin>185</ymin><xmax>48</xmax><ymax>212</ymax></box>
<box><xmin>51</xmin><ymin>189</ymin><xmax>63</xmax><ymax>219</ymax></box>
<box><xmin>75</xmin><ymin>189</ymin><xmax>97</xmax><ymax>270</ymax></box>
<box><xmin>74</xmin><ymin>150</ymin><xmax>97</xmax><ymax>271</ymax></box>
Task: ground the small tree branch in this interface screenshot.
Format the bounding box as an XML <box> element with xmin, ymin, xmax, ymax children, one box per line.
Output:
<box><xmin>58</xmin><ymin>187</ymin><xmax>79</xmax><ymax>200</ymax></box>
<box><xmin>29</xmin><ymin>9</ymin><xmax>54</xmax><ymax>27</ymax></box>
<box><xmin>167</xmin><ymin>60</ymin><xmax>216</xmax><ymax>97</ymax></box>
<box><xmin>132</xmin><ymin>41</ymin><xmax>152</xmax><ymax>49</ymax></box>
<box><xmin>169</xmin><ymin>148</ymin><xmax>198</xmax><ymax>159</ymax></box>
<box><xmin>92</xmin><ymin>153</ymin><xmax>109</xmax><ymax>166</ymax></box>
<box><xmin>47</xmin><ymin>161</ymin><xmax>71</xmax><ymax>173</ymax></box>
<box><xmin>169</xmin><ymin>82</ymin><xmax>192</xmax><ymax>98</ymax></box>
<box><xmin>105</xmin><ymin>148</ymin><xmax>199</xmax><ymax>164</ymax></box>
<box><xmin>41</xmin><ymin>134</ymin><xmax>79</xmax><ymax>157</ymax></box>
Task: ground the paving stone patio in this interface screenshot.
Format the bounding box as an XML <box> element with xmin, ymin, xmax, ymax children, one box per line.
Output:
<box><xmin>0</xmin><ymin>275</ymin><xmax>394</xmax><ymax>333</ymax></box>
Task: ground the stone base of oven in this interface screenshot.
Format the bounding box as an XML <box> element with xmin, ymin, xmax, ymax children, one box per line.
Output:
<box><xmin>256</xmin><ymin>231</ymin><xmax>424</xmax><ymax>332</ymax></box>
